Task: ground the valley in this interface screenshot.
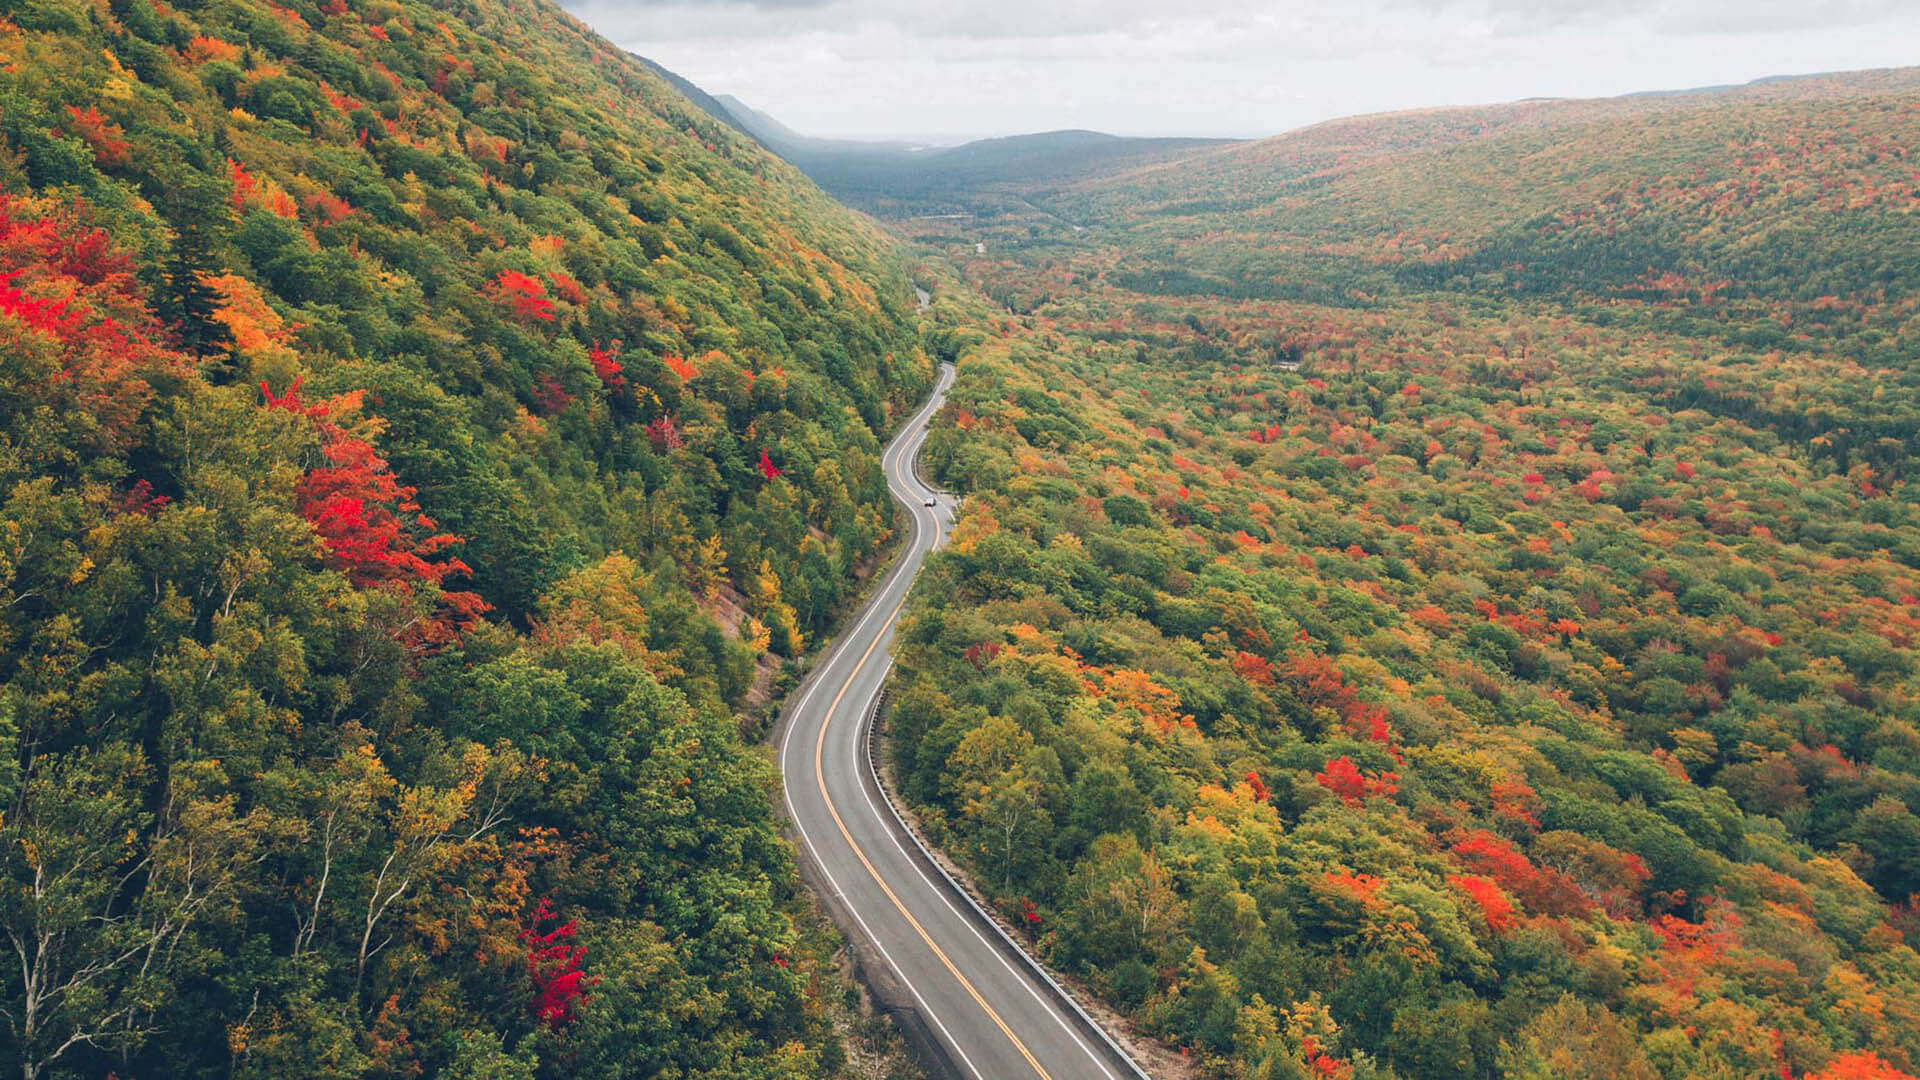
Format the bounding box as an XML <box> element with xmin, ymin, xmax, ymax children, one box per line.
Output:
<box><xmin>2</xmin><ymin>1</ymin><xmax>1918</xmax><ymax>1078</ymax></box>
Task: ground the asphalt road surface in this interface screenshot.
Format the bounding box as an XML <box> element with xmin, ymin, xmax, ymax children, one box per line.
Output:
<box><xmin>778</xmin><ymin>362</ymin><xmax>1151</xmax><ymax>1080</ymax></box>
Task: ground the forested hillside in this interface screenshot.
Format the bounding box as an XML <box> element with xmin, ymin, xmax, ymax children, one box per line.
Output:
<box><xmin>0</xmin><ymin>0</ymin><xmax>930</xmax><ymax>1075</ymax></box>
<box><xmin>1064</xmin><ymin>69</ymin><xmax>1920</xmax><ymax>362</ymax></box>
<box><xmin>890</xmin><ymin>70</ymin><xmax>1920</xmax><ymax>1080</ymax></box>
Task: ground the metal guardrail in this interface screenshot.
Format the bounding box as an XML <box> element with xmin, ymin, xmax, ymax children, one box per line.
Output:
<box><xmin>859</xmin><ymin>687</ymin><xmax>1157</xmax><ymax>1080</ymax></box>
<box><xmin>906</xmin><ymin>428</ymin><xmax>950</xmax><ymax>500</ymax></box>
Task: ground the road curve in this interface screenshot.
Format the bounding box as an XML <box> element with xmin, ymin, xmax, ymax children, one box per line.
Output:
<box><xmin>778</xmin><ymin>362</ymin><xmax>1152</xmax><ymax>1080</ymax></box>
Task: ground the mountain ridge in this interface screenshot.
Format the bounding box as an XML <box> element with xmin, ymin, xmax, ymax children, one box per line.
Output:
<box><xmin>631</xmin><ymin>57</ymin><xmax>1236</xmax><ymax>217</ymax></box>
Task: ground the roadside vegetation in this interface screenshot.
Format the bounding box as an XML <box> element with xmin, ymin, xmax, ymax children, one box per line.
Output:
<box><xmin>890</xmin><ymin>70</ymin><xmax>1920</xmax><ymax>1080</ymax></box>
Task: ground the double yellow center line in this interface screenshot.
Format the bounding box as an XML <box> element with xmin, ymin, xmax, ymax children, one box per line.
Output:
<box><xmin>811</xmin><ymin>582</ymin><xmax>1054</xmax><ymax>1080</ymax></box>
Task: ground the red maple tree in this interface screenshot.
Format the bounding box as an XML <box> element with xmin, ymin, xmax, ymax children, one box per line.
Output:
<box><xmin>1244</xmin><ymin>770</ymin><xmax>1271</xmax><ymax>802</ymax></box>
<box><xmin>60</xmin><ymin>105</ymin><xmax>131</xmax><ymax>169</ymax></box>
<box><xmin>1449</xmin><ymin>873</ymin><xmax>1518</xmax><ymax>933</ymax></box>
<box><xmin>489</xmin><ymin>270</ymin><xmax>555</xmax><ymax>322</ymax></box>
<box><xmin>588</xmin><ymin>339</ymin><xmax>624</xmax><ymax>389</ymax></box>
<box><xmin>531</xmin><ymin>372</ymin><xmax>574</xmax><ymax>415</ymax></box>
<box><xmin>1314</xmin><ymin>756</ymin><xmax>1399</xmax><ymax>805</ymax></box>
<box><xmin>663</xmin><ymin>353</ymin><xmax>697</xmax><ymax>381</ymax></box>
<box><xmin>0</xmin><ymin>197</ymin><xmax>184</xmax><ymax>452</ymax></box>
<box><xmin>645</xmin><ymin>414</ymin><xmax>684</xmax><ymax>451</ymax></box>
<box><xmin>547</xmin><ymin>269</ymin><xmax>586</xmax><ymax>306</ymax></box>
<box><xmin>262</xmin><ymin>377</ymin><xmax>488</xmax><ymax>645</ymax></box>
<box><xmin>521</xmin><ymin>898</ymin><xmax>595</xmax><ymax>1028</ymax></box>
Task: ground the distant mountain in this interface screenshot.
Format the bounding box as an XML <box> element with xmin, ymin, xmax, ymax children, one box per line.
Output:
<box><xmin>792</xmin><ymin>127</ymin><xmax>1238</xmax><ymax>219</ymax></box>
<box><xmin>631</xmin><ymin>59</ymin><xmax>1236</xmax><ymax>217</ymax></box>
<box><xmin>1620</xmin><ymin>67</ymin><xmax>1883</xmax><ymax>99</ymax></box>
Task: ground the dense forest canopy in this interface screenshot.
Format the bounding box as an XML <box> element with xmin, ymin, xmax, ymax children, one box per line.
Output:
<box><xmin>0</xmin><ymin>0</ymin><xmax>932</xmax><ymax>1075</ymax></box>
<box><xmin>9</xmin><ymin>0</ymin><xmax>1920</xmax><ymax>1075</ymax></box>
<box><xmin>889</xmin><ymin>68</ymin><xmax>1920</xmax><ymax>1080</ymax></box>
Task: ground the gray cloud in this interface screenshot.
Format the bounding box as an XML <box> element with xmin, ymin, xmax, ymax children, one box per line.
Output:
<box><xmin>608</xmin><ymin>0</ymin><xmax>833</xmax><ymax>6</ymax></box>
<box><xmin>570</xmin><ymin>0</ymin><xmax>1915</xmax><ymax>40</ymax></box>
<box><xmin>560</xmin><ymin>0</ymin><xmax>1920</xmax><ymax>139</ymax></box>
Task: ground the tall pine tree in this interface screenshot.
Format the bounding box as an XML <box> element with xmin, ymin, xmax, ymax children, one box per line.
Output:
<box><xmin>156</xmin><ymin>188</ymin><xmax>232</xmax><ymax>366</ymax></box>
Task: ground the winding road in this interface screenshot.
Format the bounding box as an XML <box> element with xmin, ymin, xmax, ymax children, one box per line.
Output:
<box><xmin>777</xmin><ymin>363</ymin><xmax>1152</xmax><ymax>1080</ymax></box>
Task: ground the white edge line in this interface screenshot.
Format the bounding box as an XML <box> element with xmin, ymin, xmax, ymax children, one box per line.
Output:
<box><xmin>865</xmin><ymin>392</ymin><xmax>1127</xmax><ymax>1078</ymax></box>
<box><xmin>812</xmin><ymin>362</ymin><xmax>1157</xmax><ymax>1080</ymax></box>
<box><xmin>901</xmin><ymin>369</ymin><xmax>1152</xmax><ymax>1078</ymax></box>
<box><xmin>783</xmin><ymin>786</ymin><xmax>985</xmax><ymax>1080</ymax></box>
<box><xmin>778</xmin><ymin>364</ymin><xmax>984</xmax><ymax>1080</ymax></box>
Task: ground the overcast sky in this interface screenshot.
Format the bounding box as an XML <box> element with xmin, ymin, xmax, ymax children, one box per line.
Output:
<box><xmin>561</xmin><ymin>0</ymin><xmax>1920</xmax><ymax>141</ymax></box>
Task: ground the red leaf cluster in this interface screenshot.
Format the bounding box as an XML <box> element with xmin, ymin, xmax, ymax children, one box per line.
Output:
<box><xmin>1320</xmin><ymin>870</ymin><xmax>1385</xmax><ymax>905</ymax></box>
<box><xmin>489</xmin><ymin>270</ymin><xmax>554</xmax><ymax>323</ymax></box>
<box><xmin>645</xmin><ymin>414</ymin><xmax>684</xmax><ymax>451</ymax></box>
<box><xmin>963</xmin><ymin>641</ymin><xmax>1003</xmax><ymax>670</ymax></box>
<box><xmin>532</xmin><ymin>373</ymin><xmax>573</xmax><ymax>415</ymax></box>
<box><xmin>120</xmin><ymin>479</ymin><xmax>172</xmax><ymax>517</ymax></box>
<box><xmin>1304</xmin><ymin>1040</ymin><xmax>1353</xmax><ymax>1080</ymax></box>
<box><xmin>1286</xmin><ymin>654</ymin><xmax>1398</xmax><ymax>749</ymax></box>
<box><xmin>1451</xmin><ymin>829</ymin><xmax>1591</xmax><ymax>917</ymax></box>
<box><xmin>1314</xmin><ymin>756</ymin><xmax>1399</xmax><ymax>805</ymax></box>
<box><xmin>302</xmin><ymin>191</ymin><xmax>355</xmax><ymax>225</ymax></box>
<box><xmin>0</xmin><ymin>269</ymin><xmax>85</xmax><ymax>337</ymax></box>
<box><xmin>1489</xmin><ymin>777</ymin><xmax>1542</xmax><ymax>829</ymax></box>
<box><xmin>228</xmin><ymin>158</ymin><xmax>296</xmax><ymax>218</ymax></box>
<box><xmin>1804</xmin><ymin>1053</ymin><xmax>1920</xmax><ymax>1080</ymax></box>
<box><xmin>1244</xmin><ymin>770</ymin><xmax>1271</xmax><ymax>803</ymax></box>
<box><xmin>547</xmin><ymin>270</ymin><xmax>586</xmax><ymax>306</ymax></box>
<box><xmin>60</xmin><ymin>105</ymin><xmax>130</xmax><ymax>169</ymax></box>
<box><xmin>1232</xmin><ymin>650</ymin><xmax>1276</xmax><ymax>685</ymax></box>
<box><xmin>262</xmin><ymin>377</ymin><xmax>488</xmax><ymax>643</ymax></box>
<box><xmin>319</xmin><ymin>80</ymin><xmax>361</xmax><ymax>114</ymax></box>
<box><xmin>0</xmin><ymin>198</ymin><xmax>181</xmax><ymax>452</ymax></box>
<box><xmin>663</xmin><ymin>354</ymin><xmax>697</xmax><ymax>381</ymax></box>
<box><xmin>1448</xmin><ymin>873</ymin><xmax>1518</xmax><ymax>932</ymax></box>
<box><xmin>520</xmin><ymin>898</ymin><xmax>596</xmax><ymax>1029</ymax></box>
<box><xmin>228</xmin><ymin>158</ymin><xmax>257</xmax><ymax>212</ymax></box>
<box><xmin>588</xmin><ymin>339</ymin><xmax>624</xmax><ymax>389</ymax></box>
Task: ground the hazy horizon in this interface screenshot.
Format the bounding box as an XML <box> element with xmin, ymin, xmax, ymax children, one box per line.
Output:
<box><xmin>561</xmin><ymin>0</ymin><xmax>1920</xmax><ymax>141</ymax></box>
<box><xmin>686</xmin><ymin>65</ymin><xmax>1904</xmax><ymax>148</ymax></box>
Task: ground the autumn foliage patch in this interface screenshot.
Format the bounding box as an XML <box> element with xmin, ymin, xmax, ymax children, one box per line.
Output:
<box><xmin>1314</xmin><ymin>756</ymin><xmax>1401</xmax><ymax>805</ymax></box>
<box><xmin>263</xmin><ymin>377</ymin><xmax>487</xmax><ymax>643</ymax></box>
<box><xmin>520</xmin><ymin>898</ymin><xmax>595</xmax><ymax>1028</ymax></box>
<box><xmin>489</xmin><ymin>269</ymin><xmax>555</xmax><ymax>322</ymax></box>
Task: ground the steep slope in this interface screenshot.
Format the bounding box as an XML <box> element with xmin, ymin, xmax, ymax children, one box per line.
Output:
<box><xmin>0</xmin><ymin>0</ymin><xmax>929</xmax><ymax>1076</ymax></box>
<box><xmin>885</xmin><ymin>69</ymin><xmax>1920</xmax><ymax>1080</ymax></box>
<box><xmin>631</xmin><ymin>53</ymin><xmax>757</xmax><ymax>141</ymax></box>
